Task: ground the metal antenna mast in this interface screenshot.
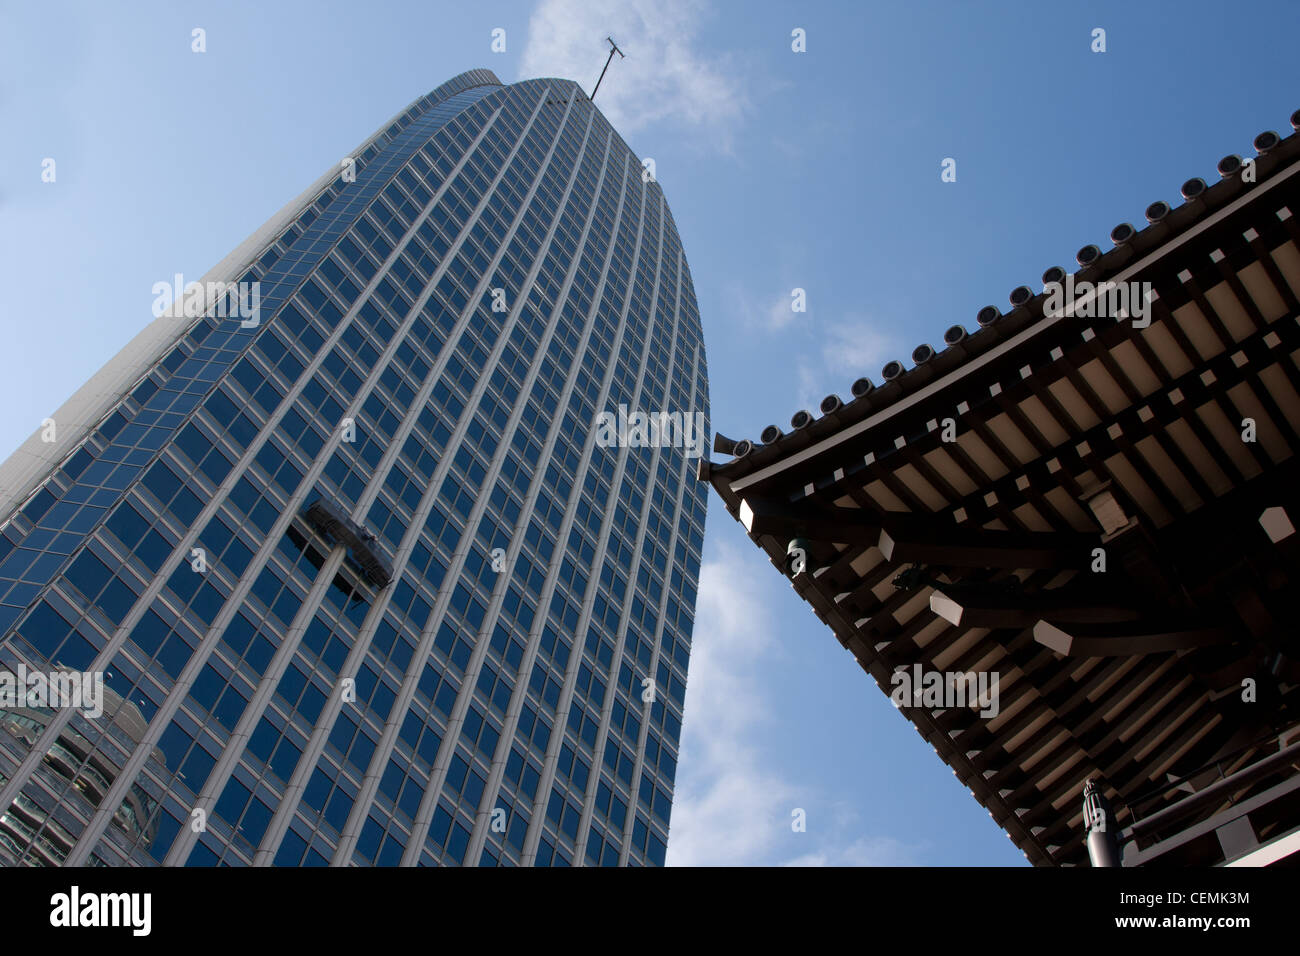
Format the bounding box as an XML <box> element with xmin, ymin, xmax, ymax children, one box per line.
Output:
<box><xmin>590</xmin><ymin>36</ymin><xmax>624</xmax><ymax>100</ymax></box>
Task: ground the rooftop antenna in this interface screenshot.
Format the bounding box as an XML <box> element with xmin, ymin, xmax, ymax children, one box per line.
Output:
<box><xmin>590</xmin><ymin>36</ymin><xmax>625</xmax><ymax>100</ymax></box>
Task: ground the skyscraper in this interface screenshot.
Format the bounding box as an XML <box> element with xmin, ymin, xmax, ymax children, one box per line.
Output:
<box><xmin>0</xmin><ymin>69</ymin><xmax>709</xmax><ymax>867</ymax></box>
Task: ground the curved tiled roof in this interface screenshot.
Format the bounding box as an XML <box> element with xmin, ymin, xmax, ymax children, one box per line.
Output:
<box><xmin>705</xmin><ymin>109</ymin><xmax>1300</xmax><ymax>482</ymax></box>
<box><xmin>702</xmin><ymin>109</ymin><xmax>1300</xmax><ymax>865</ymax></box>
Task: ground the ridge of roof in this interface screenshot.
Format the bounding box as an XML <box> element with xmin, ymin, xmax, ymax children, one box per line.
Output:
<box><xmin>706</xmin><ymin>110</ymin><xmax>1300</xmax><ymax>485</ymax></box>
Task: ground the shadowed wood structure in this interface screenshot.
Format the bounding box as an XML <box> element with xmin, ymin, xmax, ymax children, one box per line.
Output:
<box><xmin>702</xmin><ymin>119</ymin><xmax>1300</xmax><ymax>866</ymax></box>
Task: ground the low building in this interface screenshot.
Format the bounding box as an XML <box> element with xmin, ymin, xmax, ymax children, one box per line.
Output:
<box><xmin>702</xmin><ymin>112</ymin><xmax>1300</xmax><ymax>866</ymax></box>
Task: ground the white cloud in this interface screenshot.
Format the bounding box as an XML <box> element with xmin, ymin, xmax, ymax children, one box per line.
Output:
<box><xmin>667</xmin><ymin>542</ymin><xmax>920</xmax><ymax>866</ymax></box>
<box><xmin>719</xmin><ymin>284</ymin><xmax>905</xmax><ymax>421</ymax></box>
<box><xmin>667</xmin><ymin>542</ymin><xmax>803</xmax><ymax>865</ymax></box>
<box><xmin>723</xmin><ymin>282</ymin><xmax>800</xmax><ymax>332</ymax></box>
<box><xmin>768</xmin><ymin>291</ymin><xmax>797</xmax><ymax>330</ymax></box>
<box><xmin>820</xmin><ymin>318</ymin><xmax>903</xmax><ymax>379</ymax></box>
<box><xmin>723</xmin><ymin>277</ymin><xmax>900</xmax><ymax>371</ymax></box>
<box><xmin>793</xmin><ymin>356</ymin><xmax>822</xmax><ymax>415</ymax></box>
<box><xmin>788</xmin><ymin>315</ymin><xmax>904</xmax><ymax>412</ymax></box>
<box><xmin>518</xmin><ymin>0</ymin><xmax>748</xmax><ymax>150</ymax></box>
<box><xmin>783</xmin><ymin>834</ymin><xmax>919</xmax><ymax>867</ymax></box>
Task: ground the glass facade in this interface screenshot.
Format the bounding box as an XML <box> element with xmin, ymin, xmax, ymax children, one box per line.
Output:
<box><xmin>0</xmin><ymin>69</ymin><xmax>708</xmax><ymax>867</ymax></box>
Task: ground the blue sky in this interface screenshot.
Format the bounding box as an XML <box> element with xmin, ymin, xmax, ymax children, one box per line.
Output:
<box><xmin>3</xmin><ymin>0</ymin><xmax>1298</xmax><ymax>865</ymax></box>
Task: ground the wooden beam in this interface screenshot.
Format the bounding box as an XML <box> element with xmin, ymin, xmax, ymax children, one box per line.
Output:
<box><xmin>877</xmin><ymin>521</ymin><xmax>1096</xmax><ymax>570</ymax></box>
<box><xmin>929</xmin><ymin>587</ymin><xmax>1144</xmax><ymax>628</ymax></box>
<box><xmin>742</xmin><ymin>495</ymin><xmax>1096</xmax><ymax>568</ymax></box>
<box><xmin>1033</xmin><ymin>618</ymin><xmax>1234</xmax><ymax>657</ymax></box>
<box><xmin>738</xmin><ymin>496</ymin><xmax>881</xmax><ymax>544</ymax></box>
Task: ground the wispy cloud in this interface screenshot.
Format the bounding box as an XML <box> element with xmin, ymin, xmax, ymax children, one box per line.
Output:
<box><xmin>783</xmin><ymin>833</ymin><xmax>920</xmax><ymax>867</ymax></box>
<box><xmin>518</xmin><ymin>0</ymin><xmax>749</xmax><ymax>151</ymax></box>
<box><xmin>724</xmin><ymin>281</ymin><xmax>801</xmax><ymax>332</ymax></box>
<box><xmin>668</xmin><ymin>542</ymin><xmax>919</xmax><ymax>865</ymax></box>
<box><xmin>820</xmin><ymin>318</ymin><xmax>903</xmax><ymax>379</ymax></box>
<box><xmin>666</xmin><ymin>541</ymin><xmax>801</xmax><ymax>865</ymax></box>
<box><xmin>791</xmin><ymin>315</ymin><xmax>905</xmax><ymax>412</ymax></box>
<box><xmin>722</xmin><ymin>280</ymin><xmax>903</xmax><ymax>415</ymax></box>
